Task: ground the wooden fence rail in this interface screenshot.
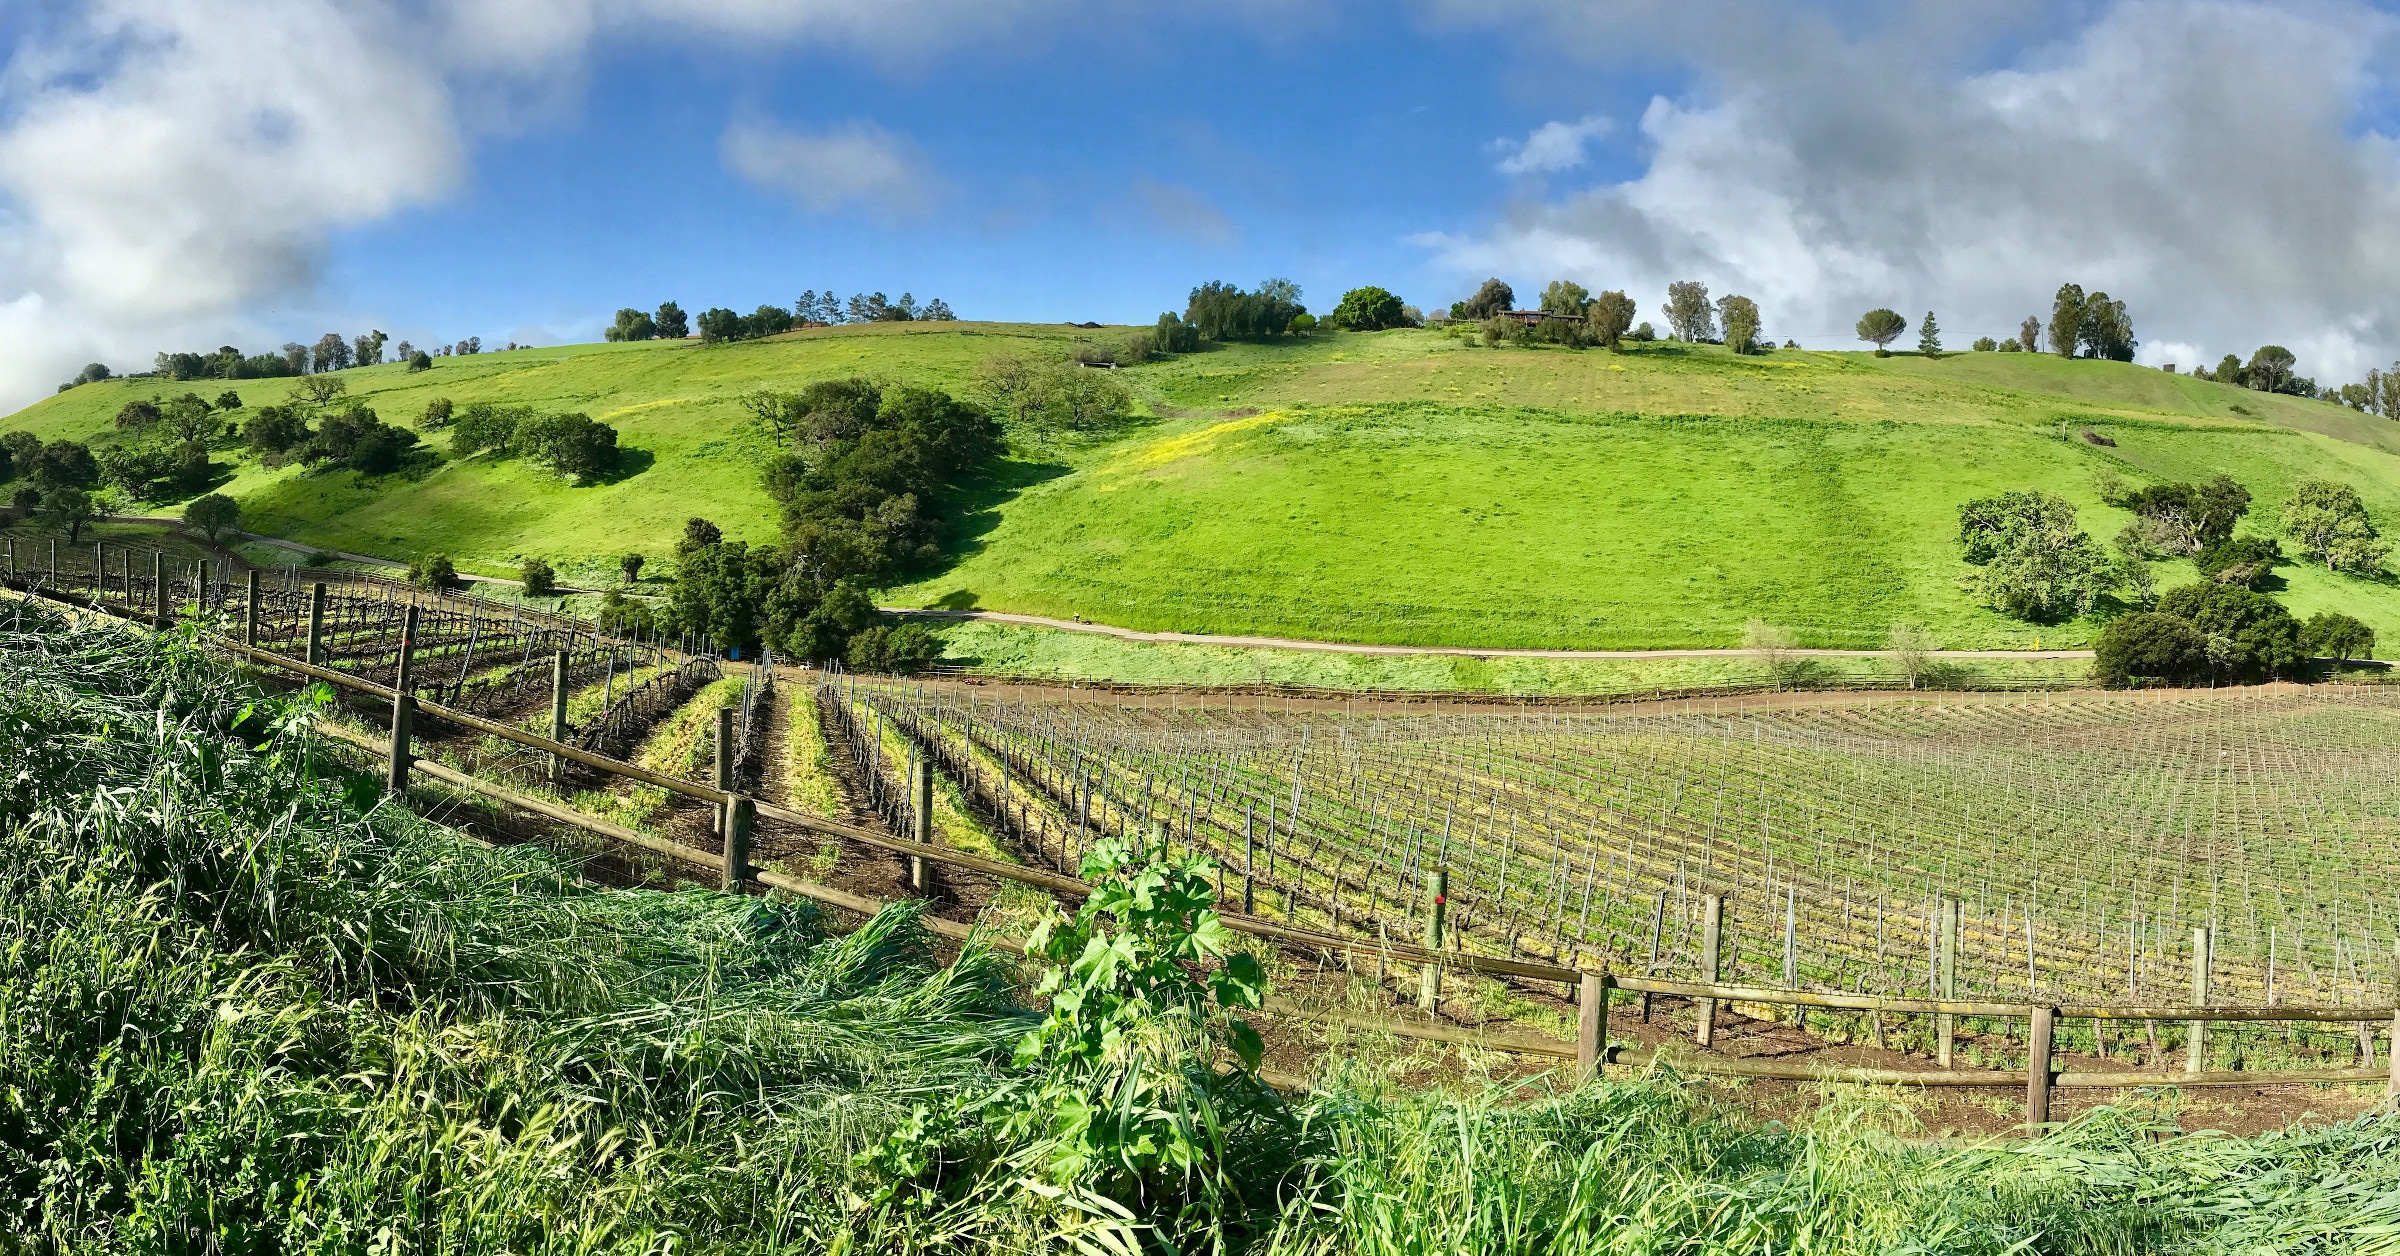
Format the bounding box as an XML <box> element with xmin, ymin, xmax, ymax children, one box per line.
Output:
<box><xmin>12</xmin><ymin>582</ymin><xmax>2400</xmax><ymax>1132</ymax></box>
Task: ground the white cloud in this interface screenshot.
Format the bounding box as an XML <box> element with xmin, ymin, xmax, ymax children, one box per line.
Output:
<box><xmin>0</xmin><ymin>0</ymin><xmax>1078</xmax><ymax>410</ymax></box>
<box><xmin>1427</xmin><ymin>0</ymin><xmax>2400</xmax><ymax>385</ymax></box>
<box><xmin>722</xmin><ymin>119</ymin><xmax>935</xmax><ymax>213</ymax></box>
<box><xmin>1494</xmin><ymin>114</ymin><xmax>1611</xmax><ymax>176</ymax></box>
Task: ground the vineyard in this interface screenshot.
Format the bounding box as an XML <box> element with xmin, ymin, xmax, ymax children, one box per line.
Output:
<box><xmin>834</xmin><ymin>676</ymin><xmax>2400</xmax><ymax>1045</ymax></box>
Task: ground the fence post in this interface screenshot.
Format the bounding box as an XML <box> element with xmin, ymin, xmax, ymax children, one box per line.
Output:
<box><xmin>909</xmin><ymin>756</ymin><xmax>933</xmax><ymax>894</ymax></box>
<box><xmin>2025</xmin><ymin>1004</ymin><xmax>2054</xmax><ymax>1134</ymax></box>
<box><xmin>1697</xmin><ymin>893</ymin><xmax>1725</xmax><ymax>1048</ymax></box>
<box><xmin>1418</xmin><ymin>868</ymin><xmax>1448</xmax><ymax>1012</ymax></box>
<box><xmin>48</xmin><ymin>539</ymin><xmax>56</xmax><ymax>584</ymax></box>
<box><xmin>724</xmin><ymin>795</ymin><xmax>755</xmax><ymax>892</ymax></box>
<box><xmin>714</xmin><ymin>706</ymin><xmax>734</xmax><ymax>839</ymax></box>
<box><xmin>1642</xmin><ymin>889</ymin><xmax>1665</xmax><ymax>1022</ymax></box>
<box><xmin>1577</xmin><ymin>971</ymin><xmax>1608</xmax><ymax>1083</ymax></box>
<box><xmin>2188</xmin><ymin>926</ymin><xmax>2212</xmax><ymax>1075</ymax></box>
<box><xmin>2388</xmin><ymin>1010</ymin><xmax>2400</xmax><ymax>1099</ymax></box>
<box><xmin>1242</xmin><ymin>806</ymin><xmax>1256</xmax><ymax>915</ymax></box>
<box><xmin>305</xmin><ymin>582</ymin><xmax>327</xmax><ymax>665</ymax></box>
<box><xmin>4</xmin><ymin>537</ymin><xmax>12</xmax><ymax>576</ymax></box>
<box><xmin>1938</xmin><ymin>896</ymin><xmax>1960</xmax><ymax>1068</ymax></box>
<box><xmin>244</xmin><ymin>570</ymin><xmax>260</xmax><ymax>646</ymax></box>
<box><xmin>385</xmin><ymin>606</ymin><xmax>418</xmax><ymax>796</ymax></box>
<box><xmin>90</xmin><ymin>543</ymin><xmax>100</xmax><ymax>600</ymax></box>
<box><xmin>152</xmin><ymin>552</ymin><xmax>167</xmax><ymax>625</ymax></box>
<box><xmin>549</xmin><ymin>649</ymin><xmax>570</xmax><ymax>782</ymax></box>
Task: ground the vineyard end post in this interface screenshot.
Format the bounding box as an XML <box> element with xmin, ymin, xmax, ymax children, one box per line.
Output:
<box><xmin>2025</xmin><ymin>1004</ymin><xmax>2054</xmax><ymax>1134</ymax></box>
<box><xmin>4</xmin><ymin>537</ymin><xmax>12</xmax><ymax>576</ymax></box>
<box><xmin>908</xmin><ymin>756</ymin><xmax>933</xmax><ymax>894</ymax></box>
<box><xmin>151</xmin><ymin>552</ymin><xmax>166</xmax><ymax>625</ymax></box>
<box><xmin>1418</xmin><ymin>868</ymin><xmax>1447</xmax><ymax>1012</ymax></box>
<box><xmin>1242</xmin><ymin>808</ymin><xmax>1256</xmax><ymax>915</ymax></box>
<box><xmin>2187</xmin><ymin>926</ymin><xmax>2211</xmax><ymax>1075</ymax></box>
<box><xmin>1698</xmin><ymin>893</ymin><xmax>1725</xmax><ymax>1048</ymax></box>
<box><xmin>2387</xmin><ymin>1011</ymin><xmax>2400</xmax><ymax>1098</ymax></box>
<box><xmin>386</xmin><ymin>605</ymin><xmax>419</xmax><ymax>797</ymax></box>
<box><xmin>548</xmin><ymin>649</ymin><xmax>569</xmax><ymax>782</ymax></box>
<box><xmin>713</xmin><ymin>706</ymin><xmax>734</xmax><ymax>839</ymax></box>
<box><xmin>1642</xmin><ymin>889</ymin><xmax>1665</xmax><ymax>1022</ymax></box>
<box><xmin>305</xmin><ymin>583</ymin><xmax>327</xmax><ymax>665</ymax></box>
<box><xmin>1576</xmin><ymin>971</ymin><xmax>1607</xmax><ymax>1083</ymax></box>
<box><xmin>48</xmin><ymin>539</ymin><xmax>56</xmax><ymax>584</ymax></box>
<box><xmin>244</xmin><ymin>570</ymin><xmax>260</xmax><ymax>647</ymax></box>
<box><xmin>1938</xmin><ymin>896</ymin><xmax>1960</xmax><ymax>1068</ymax></box>
<box><xmin>723</xmin><ymin>795</ymin><xmax>754</xmax><ymax>892</ymax></box>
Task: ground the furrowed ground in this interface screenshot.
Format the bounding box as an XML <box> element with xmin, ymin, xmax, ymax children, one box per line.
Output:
<box><xmin>9</xmin><ymin>324</ymin><xmax>2400</xmax><ymax>656</ymax></box>
<box><xmin>12</xmin><ymin>600</ymin><xmax>2400</xmax><ymax>1252</ymax></box>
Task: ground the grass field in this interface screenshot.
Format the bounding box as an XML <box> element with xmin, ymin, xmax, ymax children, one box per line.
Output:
<box><xmin>9</xmin><ymin>323</ymin><xmax>2400</xmax><ymax>654</ymax></box>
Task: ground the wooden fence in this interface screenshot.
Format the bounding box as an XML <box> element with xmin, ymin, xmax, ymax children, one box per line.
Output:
<box><xmin>10</xmin><ymin>578</ymin><xmax>2398</xmax><ymax>1133</ymax></box>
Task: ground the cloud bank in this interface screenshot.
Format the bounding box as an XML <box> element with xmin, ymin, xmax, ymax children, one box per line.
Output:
<box><xmin>0</xmin><ymin>0</ymin><xmax>1066</xmax><ymax>409</ymax></box>
<box><xmin>1425</xmin><ymin>0</ymin><xmax>2400</xmax><ymax>384</ymax></box>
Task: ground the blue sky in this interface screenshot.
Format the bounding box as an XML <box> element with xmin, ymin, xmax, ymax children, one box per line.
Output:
<box><xmin>3</xmin><ymin>1</ymin><xmax>2400</xmax><ymax>407</ymax></box>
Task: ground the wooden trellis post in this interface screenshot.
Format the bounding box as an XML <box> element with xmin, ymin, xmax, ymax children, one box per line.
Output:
<box><xmin>1697</xmin><ymin>893</ymin><xmax>1725</xmax><ymax>1048</ymax></box>
<box><xmin>244</xmin><ymin>570</ymin><xmax>260</xmax><ymax>646</ymax></box>
<box><xmin>549</xmin><ymin>650</ymin><xmax>570</xmax><ymax>782</ymax></box>
<box><xmin>1577</xmin><ymin>970</ymin><xmax>1608</xmax><ymax>1083</ymax></box>
<box><xmin>1642</xmin><ymin>889</ymin><xmax>1665</xmax><ymax>1022</ymax></box>
<box><xmin>714</xmin><ymin>706</ymin><xmax>734</xmax><ymax>838</ymax></box>
<box><xmin>151</xmin><ymin>552</ymin><xmax>167</xmax><ymax>625</ymax></box>
<box><xmin>723</xmin><ymin>795</ymin><xmax>754</xmax><ymax>892</ymax></box>
<box><xmin>2025</xmin><ymin>1004</ymin><xmax>2054</xmax><ymax>1133</ymax></box>
<box><xmin>2188</xmin><ymin>926</ymin><xmax>2211</xmax><ymax>1075</ymax></box>
<box><xmin>1938</xmin><ymin>896</ymin><xmax>1960</xmax><ymax>1068</ymax></box>
<box><xmin>386</xmin><ymin>606</ymin><xmax>418</xmax><ymax>796</ymax></box>
<box><xmin>1419</xmin><ymin>868</ymin><xmax>1447</xmax><ymax>1012</ymax></box>
<box><xmin>910</xmin><ymin>756</ymin><xmax>932</xmax><ymax>894</ymax></box>
<box><xmin>1243</xmin><ymin>806</ymin><xmax>1256</xmax><ymax>915</ymax></box>
<box><xmin>306</xmin><ymin>583</ymin><xmax>327</xmax><ymax>665</ymax></box>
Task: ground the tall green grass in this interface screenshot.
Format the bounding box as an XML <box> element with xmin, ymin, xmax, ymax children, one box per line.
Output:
<box><xmin>6</xmin><ymin>603</ymin><xmax>2400</xmax><ymax>1253</ymax></box>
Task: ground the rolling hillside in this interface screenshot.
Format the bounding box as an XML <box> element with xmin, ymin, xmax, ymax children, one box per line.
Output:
<box><xmin>8</xmin><ymin>323</ymin><xmax>2400</xmax><ymax>652</ymax></box>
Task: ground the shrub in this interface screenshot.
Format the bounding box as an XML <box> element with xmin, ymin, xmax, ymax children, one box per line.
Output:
<box><xmin>183</xmin><ymin>493</ymin><xmax>239</xmax><ymax>542</ymax></box>
<box><xmin>1153</xmin><ymin>312</ymin><xmax>1200</xmax><ymax>353</ymax></box>
<box><xmin>304</xmin><ymin>407</ymin><xmax>417</xmax><ymax>475</ymax></box>
<box><xmin>620</xmin><ymin>552</ymin><xmax>645</xmax><ymax>584</ymax></box>
<box><xmin>843</xmin><ymin>620</ymin><xmax>943</xmax><ymax>675</ymax></box>
<box><xmin>114</xmin><ymin>399</ymin><xmax>162</xmax><ymax>431</ymax></box>
<box><xmin>1972</xmin><ymin>336</ymin><xmax>1998</xmax><ymax>352</ymax></box>
<box><xmin>2282</xmin><ymin>479</ymin><xmax>2389</xmax><ymax>572</ymax></box>
<box><xmin>519</xmin><ymin>557</ymin><xmax>557</xmax><ymax>597</ymax></box>
<box><xmin>2302</xmin><ymin>610</ymin><xmax>2375</xmax><ymax>661</ymax></box>
<box><xmin>518</xmin><ymin>412</ymin><xmax>619</xmax><ymax>482</ymax></box>
<box><xmin>2124</xmin><ymin>476</ymin><xmax>2249</xmax><ymax>551</ymax></box>
<box><xmin>406</xmin><ymin>351</ymin><xmax>432</xmax><ymax>372</ymax></box>
<box><xmin>2156</xmin><ymin>582</ymin><xmax>2303</xmax><ymax>682</ymax></box>
<box><xmin>2093</xmin><ymin>612</ymin><xmax>2209</xmax><ymax>687</ymax></box>
<box><xmin>1956</xmin><ymin>489</ymin><xmax>2112</xmax><ymax>620</ymax></box>
<box><xmin>243</xmin><ymin>406</ymin><xmax>311</xmax><ymax>457</ymax></box>
<box><xmin>2192</xmin><ymin>535</ymin><xmax>2281</xmax><ymax>589</ymax></box>
<box><xmin>409</xmin><ymin>552</ymin><xmax>457</xmax><ymax>590</ymax></box>
<box><xmin>29</xmin><ymin>441</ymin><xmax>97</xmax><ymax>492</ymax></box>
<box><xmin>978</xmin><ymin>355</ymin><xmax>1133</xmax><ymax>436</ymax></box>
<box><xmin>421</xmin><ymin>397</ymin><xmax>455</xmax><ymax>429</ymax></box>
<box><xmin>1327</xmin><ymin>286</ymin><xmax>1410</xmax><ymax>332</ymax></box>
<box><xmin>449</xmin><ymin>403</ymin><xmax>529</xmax><ymax>458</ymax></box>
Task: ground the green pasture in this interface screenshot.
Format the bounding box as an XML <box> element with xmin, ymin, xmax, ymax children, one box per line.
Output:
<box><xmin>8</xmin><ymin>323</ymin><xmax>2400</xmax><ymax>653</ymax></box>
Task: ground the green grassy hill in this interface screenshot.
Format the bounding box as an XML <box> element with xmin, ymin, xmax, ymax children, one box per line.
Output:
<box><xmin>9</xmin><ymin>323</ymin><xmax>2400</xmax><ymax>652</ymax></box>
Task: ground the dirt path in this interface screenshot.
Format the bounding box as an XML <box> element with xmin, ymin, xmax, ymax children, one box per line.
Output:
<box><xmin>887</xmin><ymin>607</ymin><xmax>2097</xmax><ymax>661</ymax></box>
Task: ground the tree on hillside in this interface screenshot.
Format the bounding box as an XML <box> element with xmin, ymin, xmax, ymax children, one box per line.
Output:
<box><xmin>2017</xmin><ymin>316</ymin><xmax>2040</xmax><ymax>353</ymax></box>
<box><xmin>1588</xmin><ymin>290</ymin><xmax>1637</xmax><ymax>349</ymax></box>
<box><xmin>518</xmin><ymin>412</ymin><xmax>619</xmax><ymax>483</ymax></box>
<box><xmin>292</xmin><ymin>374</ymin><xmax>347</xmax><ymax>409</ymax></box>
<box><xmin>1957</xmin><ymin>488</ymin><xmax>2112</xmax><ymax>620</ymax></box>
<box><xmin>2158</xmin><ymin>582</ymin><xmax>2303</xmax><ymax>683</ymax></box>
<box><xmin>183</xmin><ymin>493</ymin><xmax>238</xmax><ymax>543</ymax></box>
<box><xmin>409</xmin><ymin>552</ymin><xmax>456</xmax><ymax>591</ymax></box>
<box><xmin>1662</xmin><ymin>281</ymin><xmax>1715</xmax><ymax>342</ymax></box>
<box><xmin>1539</xmin><ymin>280</ymin><xmax>1592</xmax><ymax>317</ymax></box>
<box><xmin>114</xmin><ymin>399</ymin><xmax>161</xmax><ymax>431</ymax></box>
<box><xmin>1717</xmin><ymin>294</ymin><xmax>1762</xmax><ymax>354</ymax></box>
<box><xmin>696</xmin><ymin>307</ymin><xmax>742</xmax><ymax>343</ymax></box>
<box><xmin>407</xmin><ymin>350</ymin><xmax>432</xmax><ymax>372</ymax></box>
<box><xmin>2094</xmin><ymin>612</ymin><xmax>2210</xmax><ymax>687</ymax></box>
<box><xmin>353</xmin><ymin>330</ymin><xmax>388</xmax><ymax>367</ymax></box>
<box><xmin>2079</xmin><ymin>294</ymin><xmax>2134</xmax><ymax>360</ymax></box>
<box><xmin>1917</xmin><ymin>311</ymin><xmax>1942</xmax><ymax>356</ymax></box>
<box><xmin>30</xmin><ymin>441</ymin><xmax>97</xmax><ymax>492</ymax></box>
<box><xmin>1855</xmin><ymin>308</ymin><xmax>1906</xmax><ymax>351</ymax></box>
<box><xmin>41</xmin><ymin>487</ymin><xmax>94</xmax><ymax>544</ymax></box>
<box><xmin>1456</xmin><ymin>278</ymin><xmax>1514</xmax><ymax>321</ymax></box>
<box><xmin>2282</xmin><ymin>480</ymin><xmax>2389</xmax><ymax>572</ymax></box>
<box><xmin>519</xmin><ymin>557</ymin><xmax>557</xmax><ymax>597</ymax></box>
<box><xmin>1328</xmin><ymin>286</ymin><xmax>1410</xmax><ymax>331</ymax></box>
<box><xmin>2047</xmin><ymin>284</ymin><xmax>2086</xmax><ymax>356</ymax></box>
<box><xmin>215</xmin><ymin>391</ymin><xmax>243</xmax><ymax>411</ymax></box>
<box><xmin>1184</xmin><ymin>281</ymin><xmax>1304</xmax><ymax>340</ymax></box>
<box><xmin>607</xmin><ymin>308</ymin><xmax>657</xmax><ymax>342</ymax></box>
<box><xmin>161</xmin><ymin>393</ymin><xmax>217</xmax><ymax>444</ymax></box>
<box><xmin>2302</xmin><ymin>610</ymin><xmax>2375</xmax><ymax>661</ymax></box>
<box><xmin>654</xmin><ymin>301</ymin><xmax>689</xmax><ymax>339</ymax></box>
<box><xmin>620</xmin><ymin>552</ymin><xmax>645</xmax><ymax>584</ymax></box>
<box><xmin>1153</xmin><ymin>312</ymin><xmax>1200</xmax><ymax>353</ymax></box>
<box><xmin>2247</xmin><ymin>345</ymin><xmax>2297</xmax><ymax>393</ymax></box>
<box><xmin>311</xmin><ymin>332</ymin><xmax>352</xmax><ymax>372</ymax></box>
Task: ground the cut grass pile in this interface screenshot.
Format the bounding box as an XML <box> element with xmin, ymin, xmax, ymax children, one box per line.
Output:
<box><xmin>11</xmin><ymin>326</ymin><xmax>2400</xmax><ymax>655</ymax></box>
<box><xmin>6</xmin><ymin>602</ymin><xmax>2400</xmax><ymax>1250</ymax></box>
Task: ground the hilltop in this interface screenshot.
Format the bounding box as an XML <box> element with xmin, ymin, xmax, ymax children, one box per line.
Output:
<box><xmin>8</xmin><ymin>323</ymin><xmax>2400</xmax><ymax>652</ymax></box>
